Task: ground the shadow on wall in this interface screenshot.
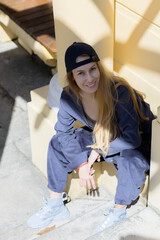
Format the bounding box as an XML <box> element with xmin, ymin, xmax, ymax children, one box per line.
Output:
<box><xmin>64</xmin><ymin>161</ymin><xmax>117</xmax><ymax>195</ymax></box>
<box><xmin>91</xmin><ymin>0</ymin><xmax>114</xmax><ymax>63</ymax></box>
<box><xmin>114</xmin><ymin>0</ymin><xmax>160</xmax><ymax>74</ymax></box>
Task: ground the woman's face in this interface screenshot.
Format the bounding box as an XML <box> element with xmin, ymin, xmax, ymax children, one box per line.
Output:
<box><xmin>72</xmin><ymin>55</ymin><xmax>100</xmax><ymax>96</ymax></box>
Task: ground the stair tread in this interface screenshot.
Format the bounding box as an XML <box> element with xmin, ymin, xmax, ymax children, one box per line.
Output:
<box><xmin>38</xmin><ymin>187</ymin><xmax>158</xmax><ymax>240</ymax></box>
<box><xmin>1</xmin><ymin>187</ymin><xmax>160</xmax><ymax>240</ymax></box>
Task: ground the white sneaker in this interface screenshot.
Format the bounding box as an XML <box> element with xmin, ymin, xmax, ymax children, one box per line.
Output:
<box><xmin>27</xmin><ymin>192</ymin><xmax>70</xmax><ymax>228</ymax></box>
<box><xmin>93</xmin><ymin>207</ymin><xmax>126</xmax><ymax>235</ymax></box>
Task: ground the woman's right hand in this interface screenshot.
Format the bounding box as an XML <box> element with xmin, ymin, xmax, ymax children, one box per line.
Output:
<box><xmin>88</xmin><ymin>149</ymin><xmax>100</xmax><ymax>174</ymax></box>
<box><xmin>78</xmin><ymin>163</ymin><xmax>96</xmax><ymax>190</ymax></box>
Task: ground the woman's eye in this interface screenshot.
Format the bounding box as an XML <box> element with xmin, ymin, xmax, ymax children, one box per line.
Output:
<box><xmin>91</xmin><ymin>67</ymin><xmax>96</xmax><ymax>71</ymax></box>
<box><xmin>78</xmin><ymin>72</ymin><xmax>84</xmax><ymax>76</ymax></box>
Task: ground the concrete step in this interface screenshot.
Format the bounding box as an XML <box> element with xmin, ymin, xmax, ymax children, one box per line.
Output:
<box><xmin>89</xmin><ymin>205</ymin><xmax>160</xmax><ymax>240</ymax></box>
<box><xmin>34</xmin><ymin>189</ymin><xmax>160</xmax><ymax>240</ymax></box>
<box><xmin>1</xmin><ymin>185</ymin><xmax>160</xmax><ymax>240</ymax></box>
<box><xmin>5</xmin><ymin>187</ymin><xmax>158</xmax><ymax>240</ymax></box>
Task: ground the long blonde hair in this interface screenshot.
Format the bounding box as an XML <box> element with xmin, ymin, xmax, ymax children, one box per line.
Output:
<box><xmin>66</xmin><ymin>61</ymin><xmax>148</xmax><ymax>155</ymax></box>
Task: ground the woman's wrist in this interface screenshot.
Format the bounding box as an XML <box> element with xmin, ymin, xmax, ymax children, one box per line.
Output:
<box><xmin>94</xmin><ymin>148</ymin><xmax>101</xmax><ymax>155</ymax></box>
<box><xmin>77</xmin><ymin>162</ymin><xmax>88</xmax><ymax>170</ymax></box>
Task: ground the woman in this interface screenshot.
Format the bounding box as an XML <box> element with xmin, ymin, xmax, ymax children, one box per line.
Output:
<box><xmin>27</xmin><ymin>42</ymin><xmax>155</xmax><ymax>233</ymax></box>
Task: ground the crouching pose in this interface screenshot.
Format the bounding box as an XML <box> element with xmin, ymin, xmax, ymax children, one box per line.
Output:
<box><xmin>27</xmin><ymin>42</ymin><xmax>155</xmax><ymax>233</ymax></box>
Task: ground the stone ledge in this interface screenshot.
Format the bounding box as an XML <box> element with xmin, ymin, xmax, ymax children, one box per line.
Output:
<box><xmin>0</xmin><ymin>10</ymin><xmax>56</xmax><ymax>67</ymax></box>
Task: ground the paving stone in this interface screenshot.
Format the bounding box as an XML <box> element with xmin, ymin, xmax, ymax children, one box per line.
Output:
<box><xmin>0</xmin><ymin>39</ymin><xmax>50</xmax><ymax>240</ymax></box>
<box><xmin>0</xmin><ymin>40</ymin><xmax>51</xmax><ymax>102</ymax></box>
<box><xmin>0</xmin><ymin>144</ymin><xmax>48</xmax><ymax>232</ymax></box>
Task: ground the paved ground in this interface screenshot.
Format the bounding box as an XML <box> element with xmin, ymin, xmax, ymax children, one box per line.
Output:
<box><xmin>0</xmin><ymin>40</ymin><xmax>51</xmax><ymax>239</ymax></box>
<box><xmin>0</xmin><ymin>40</ymin><xmax>160</xmax><ymax>240</ymax></box>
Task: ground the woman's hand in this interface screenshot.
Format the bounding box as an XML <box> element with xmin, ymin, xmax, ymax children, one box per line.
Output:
<box><xmin>78</xmin><ymin>163</ymin><xmax>96</xmax><ymax>190</ymax></box>
<box><xmin>78</xmin><ymin>150</ymin><xmax>100</xmax><ymax>190</ymax></box>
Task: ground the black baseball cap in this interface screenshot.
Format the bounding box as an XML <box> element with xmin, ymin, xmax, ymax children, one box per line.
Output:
<box><xmin>65</xmin><ymin>42</ymin><xmax>100</xmax><ymax>72</ymax></box>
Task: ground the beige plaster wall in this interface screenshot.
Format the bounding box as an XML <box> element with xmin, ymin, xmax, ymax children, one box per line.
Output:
<box><xmin>53</xmin><ymin>0</ymin><xmax>114</xmax><ymax>87</ymax></box>
<box><xmin>114</xmin><ymin>0</ymin><xmax>160</xmax><ymax>211</ymax></box>
<box><xmin>27</xmin><ymin>86</ymin><xmax>57</xmax><ymax>177</ymax></box>
<box><xmin>114</xmin><ymin>0</ymin><xmax>160</xmax><ymax>114</ymax></box>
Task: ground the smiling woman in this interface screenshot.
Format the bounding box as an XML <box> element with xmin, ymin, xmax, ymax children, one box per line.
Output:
<box><xmin>72</xmin><ymin>56</ymin><xmax>100</xmax><ymax>95</ymax></box>
<box><xmin>27</xmin><ymin>42</ymin><xmax>155</xmax><ymax>234</ymax></box>
<box><xmin>72</xmin><ymin>58</ymin><xmax>100</xmax><ymax>123</ymax></box>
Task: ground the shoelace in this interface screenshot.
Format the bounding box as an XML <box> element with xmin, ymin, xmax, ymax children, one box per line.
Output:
<box><xmin>37</xmin><ymin>192</ymin><xmax>68</xmax><ymax>217</ymax></box>
<box><xmin>102</xmin><ymin>208</ymin><xmax>125</xmax><ymax>229</ymax></box>
<box><xmin>37</xmin><ymin>198</ymin><xmax>51</xmax><ymax>218</ymax></box>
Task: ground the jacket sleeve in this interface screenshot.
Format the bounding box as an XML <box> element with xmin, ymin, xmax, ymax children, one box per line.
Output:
<box><xmin>54</xmin><ymin>96</ymin><xmax>88</xmax><ymax>169</ymax></box>
<box><xmin>106</xmin><ymin>86</ymin><xmax>141</xmax><ymax>156</ymax></box>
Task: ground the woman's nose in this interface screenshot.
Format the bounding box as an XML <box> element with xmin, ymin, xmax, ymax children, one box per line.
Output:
<box><xmin>86</xmin><ymin>72</ymin><xmax>93</xmax><ymax>82</ymax></box>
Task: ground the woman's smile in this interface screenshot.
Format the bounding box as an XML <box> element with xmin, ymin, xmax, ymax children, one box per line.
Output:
<box><xmin>86</xmin><ymin>81</ymin><xmax>96</xmax><ymax>88</ymax></box>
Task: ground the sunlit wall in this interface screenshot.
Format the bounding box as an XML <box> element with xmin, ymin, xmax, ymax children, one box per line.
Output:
<box><xmin>114</xmin><ymin>0</ymin><xmax>160</xmax><ymax>114</ymax></box>
<box><xmin>53</xmin><ymin>0</ymin><xmax>114</xmax><ymax>87</ymax></box>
